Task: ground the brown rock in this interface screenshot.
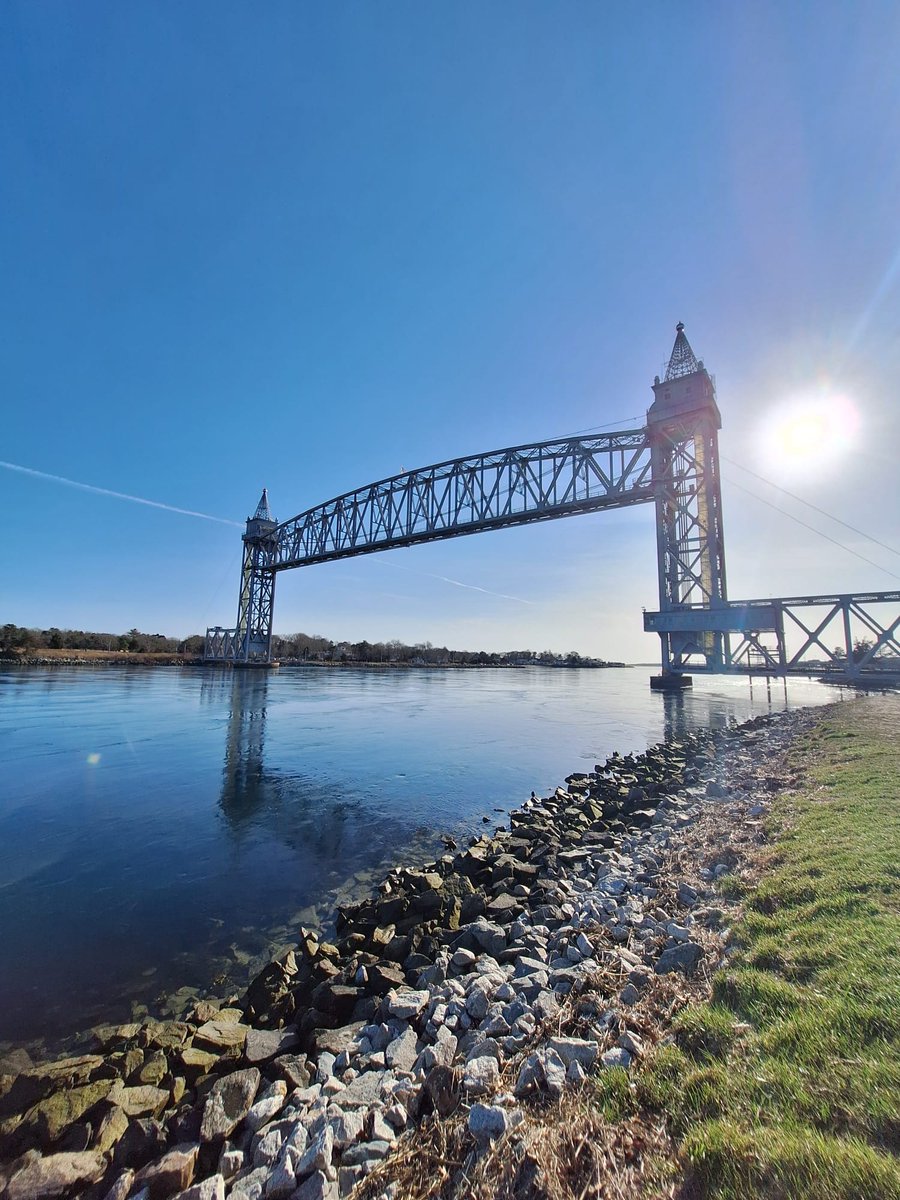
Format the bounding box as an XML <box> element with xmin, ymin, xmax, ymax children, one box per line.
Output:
<box><xmin>194</xmin><ymin>1019</ymin><xmax>250</xmax><ymax>1054</ymax></box>
<box><xmin>180</xmin><ymin>1047</ymin><xmax>219</xmax><ymax>1077</ymax></box>
<box><xmin>135</xmin><ymin>1053</ymin><xmax>169</xmax><ymax>1087</ymax></box>
<box><xmin>0</xmin><ymin>1150</ymin><xmax>35</xmax><ymax>1195</ymax></box>
<box><xmin>109</xmin><ymin>1048</ymin><xmax>144</xmax><ymax>1080</ymax></box>
<box><xmin>93</xmin><ymin>1103</ymin><xmax>130</xmax><ymax>1154</ymax></box>
<box><xmin>307</xmin><ymin>1022</ymin><xmax>365</xmax><ymax>1057</ymax></box>
<box><xmin>112</xmin><ymin>1118</ymin><xmax>167</xmax><ymax>1170</ymax></box>
<box><xmin>190</xmin><ymin>1001</ymin><xmax>221</xmax><ymax>1024</ymax></box>
<box><xmin>365</xmin><ymin>963</ymin><xmax>406</xmax><ymax>994</ymax></box>
<box><xmin>55</xmin><ymin>1121</ymin><xmax>91</xmax><ymax>1152</ymax></box>
<box><xmin>0</xmin><ymin>1111</ymin><xmax>23</xmax><ymax>1140</ymax></box>
<box><xmin>106</xmin><ymin>1083</ymin><xmax>169</xmax><ymax>1118</ymax></box>
<box><xmin>91</xmin><ymin>1025</ymin><xmax>124</xmax><ymax>1049</ymax></box>
<box><xmin>310</xmin><ymin>980</ymin><xmax>362</xmax><ymax>1021</ymax></box>
<box><xmin>142</xmin><ymin>1021</ymin><xmax>190</xmax><ymax>1050</ymax></box>
<box><xmin>100</xmin><ymin>1167</ymin><xmax>134</xmax><ymax>1200</ymax></box>
<box><xmin>0</xmin><ymin>1049</ymin><xmax>33</xmax><ymax>1075</ymax></box>
<box><xmin>32</xmin><ymin>1055</ymin><xmax>105</xmax><ymax>1085</ymax></box>
<box><xmin>272</xmin><ymin>1054</ymin><xmax>310</xmax><ymax>1089</ymax></box>
<box><xmin>134</xmin><ymin>1143</ymin><xmax>199</xmax><ymax>1199</ymax></box>
<box><xmin>214</xmin><ymin>1008</ymin><xmax>245</xmax><ymax>1023</ymax></box>
<box><xmin>370</xmin><ymin>924</ymin><xmax>396</xmax><ymax>948</ymax></box>
<box><xmin>25</xmin><ymin>1080</ymin><xmax>113</xmax><ymax>1143</ymax></box>
<box><xmin>5</xmin><ymin>1150</ymin><xmax>105</xmax><ymax>1199</ymax></box>
<box><xmin>244</xmin><ymin>1027</ymin><xmax>300</xmax><ymax>1064</ymax></box>
<box><xmin>2</xmin><ymin>1056</ymin><xmax>105</xmax><ymax>1121</ymax></box>
<box><xmin>423</xmin><ymin>1065</ymin><xmax>460</xmax><ymax>1117</ymax></box>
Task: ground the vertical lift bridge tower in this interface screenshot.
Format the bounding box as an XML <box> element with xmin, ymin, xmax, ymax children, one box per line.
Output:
<box><xmin>645</xmin><ymin>323</ymin><xmax>729</xmax><ymax>685</ymax></box>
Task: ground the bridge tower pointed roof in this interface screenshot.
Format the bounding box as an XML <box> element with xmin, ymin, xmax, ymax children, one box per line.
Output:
<box><xmin>253</xmin><ymin>488</ymin><xmax>274</xmax><ymax>522</ymax></box>
<box><xmin>664</xmin><ymin>322</ymin><xmax>700</xmax><ymax>380</ymax></box>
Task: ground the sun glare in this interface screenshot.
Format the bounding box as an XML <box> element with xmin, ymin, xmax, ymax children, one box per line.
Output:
<box><xmin>763</xmin><ymin>389</ymin><xmax>860</xmax><ymax>478</ymax></box>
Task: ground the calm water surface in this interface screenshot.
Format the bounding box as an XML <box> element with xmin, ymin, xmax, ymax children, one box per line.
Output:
<box><xmin>0</xmin><ymin>665</ymin><xmax>842</xmax><ymax>1047</ymax></box>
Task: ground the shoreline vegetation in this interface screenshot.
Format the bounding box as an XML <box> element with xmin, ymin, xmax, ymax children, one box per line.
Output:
<box><xmin>1</xmin><ymin>697</ymin><xmax>896</xmax><ymax>1200</ymax></box>
<box><xmin>0</xmin><ymin>625</ymin><xmax>625</xmax><ymax>669</ymax></box>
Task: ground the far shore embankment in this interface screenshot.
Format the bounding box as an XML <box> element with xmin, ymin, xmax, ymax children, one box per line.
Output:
<box><xmin>1</xmin><ymin>650</ymin><xmax>627</xmax><ymax>670</ymax></box>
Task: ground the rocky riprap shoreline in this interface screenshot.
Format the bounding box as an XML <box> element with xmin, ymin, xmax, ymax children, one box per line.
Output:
<box><xmin>0</xmin><ymin>707</ymin><xmax>813</xmax><ymax>1200</ymax></box>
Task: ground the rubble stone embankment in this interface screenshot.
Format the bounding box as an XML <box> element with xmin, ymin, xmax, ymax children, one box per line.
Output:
<box><xmin>0</xmin><ymin>707</ymin><xmax>814</xmax><ymax>1200</ymax></box>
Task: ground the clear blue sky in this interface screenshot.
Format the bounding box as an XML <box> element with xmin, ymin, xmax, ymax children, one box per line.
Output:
<box><xmin>3</xmin><ymin>2</ymin><xmax>899</xmax><ymax>659</ymax></box>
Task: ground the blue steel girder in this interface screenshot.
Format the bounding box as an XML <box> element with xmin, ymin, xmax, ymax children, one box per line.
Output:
<box><xmin>649</xmin><ymin>590</ymin><xmax>900</xmax><ymax>678</ymax></box>
<box><xmin>263</xmin><ymin>430</ymin><xmax>653</xmax><ymax>571</ymax></box>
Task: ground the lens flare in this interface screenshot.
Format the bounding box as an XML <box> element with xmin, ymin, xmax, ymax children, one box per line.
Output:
<box><xmin>86</xmin><ymin>753</ymin><xmax>101</xmax><ymax>766</ymax></box>
<box><xmin>761</xmin><ymin>389</ymin><xmax>860</xmax><ymax>478</ymax></box>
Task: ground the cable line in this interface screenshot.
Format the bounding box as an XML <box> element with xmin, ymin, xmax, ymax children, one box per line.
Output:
<box><xmin>724</xmin><ymin>477</ymin><xmax>900</xmax><ymax>583</ymax></box>
<box><xmin>722</xmin><ymin>455</ymin><xmax>900</xmax><ymax>559</ymax></box>
<box><xmin>560</xmin><ymin>414</ymin><xmax>643</xmax><ymax>438</ymax></box>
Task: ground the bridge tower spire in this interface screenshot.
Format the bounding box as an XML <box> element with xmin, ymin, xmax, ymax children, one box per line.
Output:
<box><xmin>645</xmin><ymin>323</ymin><xmax>728</xmax><ymax>682</ymax></box>
<box><xmin>253</xmin><ymin>487</ymin><xmax>273</xmax><ymax>522</ymax></box>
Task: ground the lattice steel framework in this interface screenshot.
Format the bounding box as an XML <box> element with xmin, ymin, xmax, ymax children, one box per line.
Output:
<box><xmin>645</xmin><ymin>324</ymin><xmax>728</xmax><ymax>674</ymax></box>
<box><xmin>204</xmin><ymin>326</ymin><xmax>898</xmax><ymax>682</ymax></box>
<box><xmin>204</xmin><ymin>432</ymin><xmax>655</xmax><ymax>664</ymax></box>
<box><xmin>643</xmin><ymin>591</ymin><xmax>900</xmax><ymax>680</ymax></box>
<box><xmin>723</xmin><ymin>591</ymin><xmax>900</xmax><ymax>679</ymax></box>
<box><xmin>204</xmin><ymin>489</ymin><xmax>279</xmax><ymax>665</ymax></box>
<box><xmin>271</xmin><ymin>431</ymin><xmax>652</xmax><ymax>569</ymax></box>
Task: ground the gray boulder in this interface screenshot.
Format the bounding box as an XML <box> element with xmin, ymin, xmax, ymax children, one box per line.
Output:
<box><xmin>244</xmin><ymin>1027</ymin><xmax>299</xmax><ymax>1064</ymax></box>
<box><xmin>468</xmin><ymin>1103</ymin><xmax>512</xmax><ymax>1144</ymax></box>
<box><xmin>546</xmin><ymin>1037</ymin><xmax>599</xmax><ymax>1070</ymax></box>
<box><xmin>655</xmin><ymin>942</ymin><xmax>703</xmax><ymax>975</ymax></box>
<box><xmin>463</xmin><ymin>1055</ymin><xmax>499</xmax><ymax>1095</ymax></box>
<box><xmin>200</xmin><ymin>1068</ymin><xmax>261</xmax><ymax>1142</ymax></box>
<box><xmin>385</xmin><ymin>1027</ymin><xmax>418</xmax><ymax>1073</ymax></box>
<box><xmin>469</xmin><ymin>918</ymin><xmax>507</xmax><ymax>958</ymax></box>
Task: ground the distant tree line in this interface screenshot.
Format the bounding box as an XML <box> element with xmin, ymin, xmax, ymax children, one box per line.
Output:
<box><xmin>266</xmin><ymin>634</ymin><xmax>618</xmax><ymax>667</ymax></box>
<box><xmin>1</xmin><ymin>624</ymin><xmax>205</xmax><ymax>655</ymax></box>
<box><xmin>1</xmin><ymin>623</ymin><xmax>622</xmax><ymax>666</ymax></box>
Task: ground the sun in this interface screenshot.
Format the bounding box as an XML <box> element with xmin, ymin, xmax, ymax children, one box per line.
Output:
<box><xmin>762</xmin><ymin>389</ymin><xmax>860</xmax><ymax>478</ymax></box>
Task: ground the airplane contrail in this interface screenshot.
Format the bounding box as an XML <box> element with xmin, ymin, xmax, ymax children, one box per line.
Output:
<box><xmin>0</xmin><ymin>460</ymin><xmax>243</xmax><ymax>527</ymax></box>
<box><xmin>427</xmin><ymin>572</ymin><xmax>534</xmax><ymax>605</ymax></box>
<box><xmin>380</xmin><ymin>560</ymin><xmax>533</xmax><ymax>605</ymax></box>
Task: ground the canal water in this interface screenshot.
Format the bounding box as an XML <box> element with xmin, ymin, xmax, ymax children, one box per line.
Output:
<box><xmin>0</xmin><ymin>665</ymin><xmax>842</xmax><ymax>1049</ymax></box>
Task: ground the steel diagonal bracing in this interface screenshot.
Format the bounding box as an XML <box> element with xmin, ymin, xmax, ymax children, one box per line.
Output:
<box><xmin>783</xmin><ymin>603</ymin><xmax>841</xmax><ymax>667</ymax></box>
<box><xmin>648</xmin><ymin>590</ymin><xmax>900</xmax><ymax>680</ymax></box>
<box><xmin>264</xmin><ymin>430</ymin><xmax>653</xmax><ymax>571</ymax></box>
<box><xmin>851</xmin><ymin>603</ymin><xmax>900</xmax><ymax>660</ymax></box>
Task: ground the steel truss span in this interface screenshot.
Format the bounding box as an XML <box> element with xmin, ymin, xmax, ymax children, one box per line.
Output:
<box><xmin>205</xmin><ymin>325</ymin><xmax>898</xmax><ymax>682</ymax></box>
<box><xmin>643</xmin><ymin>590</ymin><xmax>900</xmax><ymax>680</ymax></box>
<box><xmin>267</xmin><ymin>430</ymin><xmax>652</xmax><ymax>570</ymax></box>
<box><xmin>204</xmin><ymin>429</ymin><xmax>655</xmax><ymax>666</ymax></box>
<box><xmin>728</xmin><ymin>591</ymin><xmax>900</xmax><ymax>680</ymax></box>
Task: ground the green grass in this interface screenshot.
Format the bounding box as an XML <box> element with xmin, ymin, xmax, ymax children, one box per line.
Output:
<box><xmin>640</xmin><ymin>701</ymin><xmax>900</xmax><ymax>1199</ymax></box>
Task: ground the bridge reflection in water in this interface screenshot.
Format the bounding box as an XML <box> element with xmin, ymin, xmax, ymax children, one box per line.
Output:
<box><xmin>203</xmin><ymin>672</ymin><xmax>440</xmax><ymax>916</ymax></box>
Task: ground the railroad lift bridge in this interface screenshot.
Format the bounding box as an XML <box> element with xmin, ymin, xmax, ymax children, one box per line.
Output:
<box><xmin>205</xmin><ymin>325</ymin><xmax>900</xmax><ymax>686</ymax></box>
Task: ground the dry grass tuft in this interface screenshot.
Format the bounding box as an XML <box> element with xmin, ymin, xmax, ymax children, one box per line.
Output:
<box><xmin>357</xmin><ymin>1095</ymin><xmax>677</xmax><ymax>1200</ymax></box>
